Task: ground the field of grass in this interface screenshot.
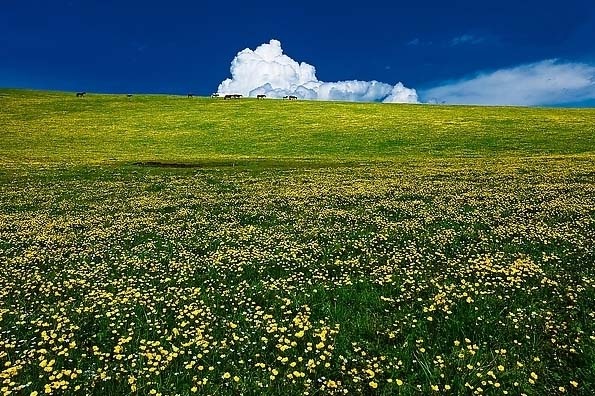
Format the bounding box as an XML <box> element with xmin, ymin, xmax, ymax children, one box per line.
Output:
<box><xmin>0</xmin><ymin>90</ymin><xmax>594</xmax><ymax>395</ymax></box>
<box><xmin>2</xmin><ymin>89</ymin><xmax>595</xmax><ymax>164</ymax></box>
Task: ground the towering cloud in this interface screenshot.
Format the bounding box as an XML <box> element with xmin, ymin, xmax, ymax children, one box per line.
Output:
<box><xmin>217</xmin><ymin>39</ymin><xmax>418</xmax><ymax>103</ymax></box>
<box><xmin>421</xmin><ymin>60</ymin><xmax>595</xmax><ymax>106</ymax></box>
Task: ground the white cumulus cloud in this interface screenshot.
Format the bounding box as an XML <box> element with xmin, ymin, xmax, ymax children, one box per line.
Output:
<box><xmin>421</xmin><ymin>60</ymin><xmax>595</xmax><ymax>106</ymax></box>
<box><xmin>217</xmin><ymin>39</ymin><xmax>418</xmax><ymax>103</ymax></box>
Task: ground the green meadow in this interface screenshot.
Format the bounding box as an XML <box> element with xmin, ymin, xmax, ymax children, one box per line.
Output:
<box><xmin>0</xmin><ymin>90</ymin><xmax>594</xmax><ymax>395</ymax></box>
<box><xmin>2</xmin><ymin>89</ymin><xmax>594</xmax><ymax>164</ymax></box>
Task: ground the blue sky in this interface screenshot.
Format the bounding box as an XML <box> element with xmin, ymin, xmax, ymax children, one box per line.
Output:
<box><xmin>1</xmin><ymin>0</ymin><xmax>594</xmax><ymax>105</ymax></box>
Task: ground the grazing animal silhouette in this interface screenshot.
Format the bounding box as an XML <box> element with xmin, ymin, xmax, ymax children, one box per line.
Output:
<box><xmin>224</xmin><ymin>94</ymin><xmax>243</xmax><ymax>100</ymax></box>
<box><xmin>257</xmin><ymin>94</ymin><xmax>266</xmax><ymax>99</ymax></box>
<box><xmin>211</xmin><ymin>93</ymin><xmax>220</xmax><ymax>98</ymax></box>
<box><xmin>233</xmin><ymin>94</ymin><xmax>242</xmax><ymax>99</ymax></box>
<box><xmin>288</xmin><ymin>95</ymin><xmax>298</xmax><ymax>100</ymax></box>
<box><xmin>282</xmin><ymin>96</ymin><xmax>289</xmax><ymax>100</ymax></box>
<box><xmin>187</xmin><ymin>93</ymin><xmax>194</xmax><ymax>98</ymax></box>
<box><xmin>76</xmin><ymin>92</ymin><xmax>86</xmax><ymax>97</ymax></box>
<box><xmin>224</xmin><ymin>94</ymin><xmax>233</xmax><ymax>100</ymax></box>
<box><xmin>126</xmin><ymin>94</ymin><xmax>133</xmax><ymax>98</ymax></box>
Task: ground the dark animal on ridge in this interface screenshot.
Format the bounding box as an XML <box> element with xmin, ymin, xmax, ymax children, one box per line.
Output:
<box><xmin>187</xmin><ymin>93</ymin><xmax>194</xmax><ymax>98</ymax></box>
<box><xmin>126</xmin><ymin>94</ymin><xmax>133</xmax><ymax>98</ymax></box>
<box><xmin>211</xmin><ymin>93</ymin><xmax>220</xmax><ymax>98</ymax></box>
<box><xmin>288</xmin><ymin>95</ymin><xmax>298</xmax><ymax>100</ymax></box>
<box><xmin>282</xmin><ymin>96</ymin><xmax>289</xmax><ymax>100</ymax></box>
<box><xmin>257</xmin><ymin>94</ymin><xmax>266</xmax><ymax>99</ymax></box>
<box><xmin>76</xmin><ymin>92</ymin><xmax>86</xmax><ymax>97</ymax></box>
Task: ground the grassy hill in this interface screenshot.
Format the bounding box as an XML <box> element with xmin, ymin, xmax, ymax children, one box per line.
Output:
<box><xmin>0</xmin><ymin>90</ymin><xmax>594</xmax><ymax>395</ymax></box>
<box><xmin>1</xmin><ymin>89</ymin><xmax>595</xmax><ymax>165</ymax></box>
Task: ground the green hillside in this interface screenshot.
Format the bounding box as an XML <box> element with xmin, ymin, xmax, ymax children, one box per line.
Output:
<box><xmin>1</xmin><ymin>90</ymin><xmax>594</xmax><ymax>395</ymax></box>
<box><xmin>1</xmin><ymin>89</ymin><xmax>594</xmax><ymax>165</ymax></box>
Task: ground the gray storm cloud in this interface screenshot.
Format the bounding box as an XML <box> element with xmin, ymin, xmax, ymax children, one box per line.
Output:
<box><xmin>217</xmin><ymin>39</ymin><xmax>418</xmax><ymax>103</ymax></box>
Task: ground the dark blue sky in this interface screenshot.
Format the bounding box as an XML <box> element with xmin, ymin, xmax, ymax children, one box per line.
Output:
<box><xmin>2</xmin><ymin>0</ymin><xmax>594</xmax><ymax>95</ymax></box>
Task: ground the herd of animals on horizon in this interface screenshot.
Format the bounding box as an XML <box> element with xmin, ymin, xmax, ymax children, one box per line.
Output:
<box><xmin>75</xmin><ymin>92</ymin><xmax>299</xmax><ymax>100</ymax></box>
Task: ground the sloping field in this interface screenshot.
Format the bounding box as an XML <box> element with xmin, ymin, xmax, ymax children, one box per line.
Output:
<box><xmin>0</xmin><ymin>90</ymin><xmax>594</xmax><ymax>395</ymax></box>
<box><xmin>1</xmin><ymin>89</ymin><xmax>594</xmax><ymax>164</ymax></box>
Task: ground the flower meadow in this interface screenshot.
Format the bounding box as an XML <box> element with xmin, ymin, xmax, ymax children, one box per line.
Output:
<box><xmin>0</xmin><ymin>158</ymin><xmax>593</xmax><ymax>395</ymax></box>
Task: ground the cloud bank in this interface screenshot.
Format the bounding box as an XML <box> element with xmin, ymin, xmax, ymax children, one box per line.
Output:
<box><xmin>421</xmin><ymin>60</ymin><xmax>595</xmax><ymax>106</ymax></box>
<box><xmin>217</xmin><ymin>39</ymin><xmax>418</xmax><ymax>103</ymax></box>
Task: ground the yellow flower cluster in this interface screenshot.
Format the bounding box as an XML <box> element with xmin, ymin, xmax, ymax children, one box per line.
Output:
<box><xmin>0</xmin><ymin>158</ymin><xmax>593</xmax><ymax>394</ymax></box>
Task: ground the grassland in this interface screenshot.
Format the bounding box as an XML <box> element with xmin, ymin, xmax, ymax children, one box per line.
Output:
<box><xmin>1</xmin><ymin>89</ymin><xmax>595</xmax><ymax>164</ymax></box>
<box><xmin>0</xmin><ymin>90</ymin><xmax>594</xmax><ymax>395</ymax></box>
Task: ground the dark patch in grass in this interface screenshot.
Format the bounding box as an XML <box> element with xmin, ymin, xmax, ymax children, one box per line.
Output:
<box><xmin>130</xmin><ymin>159</ymin><xmax>368</xmax><ymax>170</ymax></box>
<box><xmin>134</xmin><ymin>161</ymin><xmax>210</xmax><ymax>168</ymax></box>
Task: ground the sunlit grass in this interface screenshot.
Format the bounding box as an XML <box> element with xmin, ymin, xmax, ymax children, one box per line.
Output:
<box><xmin>0</xmin><ymin>90</ymin><xmax>594</xmax><ymax>395</ymax></box>
<box><xmin>1</xmin><ymin>89</ymin><xmax>594</xmax><ymax>165</ymax></box>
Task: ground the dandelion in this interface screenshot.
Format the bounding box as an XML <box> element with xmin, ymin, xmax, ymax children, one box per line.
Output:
<box><xmin>0</xmin><ymin>135</ymin><xmax>593</xmax><ymax>395</ymax></box>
